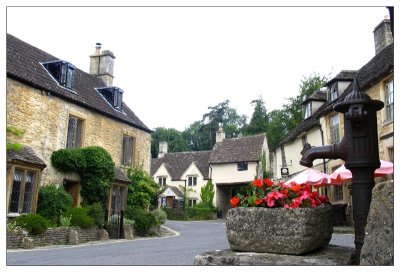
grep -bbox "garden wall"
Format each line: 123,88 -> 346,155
7,226 -> 103,249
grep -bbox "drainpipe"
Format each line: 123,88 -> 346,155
319,125 -> 327,173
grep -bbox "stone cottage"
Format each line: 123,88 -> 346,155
6,34 -> 152,219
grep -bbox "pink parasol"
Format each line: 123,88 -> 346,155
329,160 -> 393,185
284,168 -> 329,188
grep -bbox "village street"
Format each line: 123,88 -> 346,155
7,219 -> 355,266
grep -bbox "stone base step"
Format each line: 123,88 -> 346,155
194,245 -> 355,266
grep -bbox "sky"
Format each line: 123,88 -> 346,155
5,3 -> 391,132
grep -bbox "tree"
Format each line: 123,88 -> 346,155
198,100 -> 247,150
182,121 -> 205,151
151,127 -> 189,158
200,180 -> 215,207
265,109 -> 289,151
127,166 -> 159,210
243,96 -> 269,136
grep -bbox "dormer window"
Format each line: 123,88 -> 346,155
42,60 -> 75,89
328,84 -> 338,102
97,87 -> 124,111
304,102 -> 312,119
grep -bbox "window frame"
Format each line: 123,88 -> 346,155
66,114 -> 85,149
158,176 -> 167,187
122,135 -> 135,167
330,114 -> 340,144
237,162 -> 248,171
333,184 -> 344,201
304,102 -> 312,119
385,79 -> 394,122
188,176 -> 197,187
7,165 -> 40,215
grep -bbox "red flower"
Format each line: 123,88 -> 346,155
252,179 -> 263,188
280,189 -> 289,197
291,185 -> 301,192
230,197 -> 240,207
255,198 -> 263,205
265,190 -> 284,207
290,197 -> 302,208
264,178 -> 274,187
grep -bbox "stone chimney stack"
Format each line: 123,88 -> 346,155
216,123 -> 226,143
373,16 -> 393,55
89,43 -> 115,86
158,141 -> 168,158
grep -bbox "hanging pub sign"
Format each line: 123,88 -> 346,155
281,167 -> 289,176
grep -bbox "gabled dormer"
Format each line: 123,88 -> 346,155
97,86 -> 124,112
325,70 -> 357,103
42,60 -> 76,90
302,90 -> 327,119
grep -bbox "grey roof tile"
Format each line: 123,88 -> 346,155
7,146 -> 46,168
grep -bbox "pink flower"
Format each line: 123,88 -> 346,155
265,190 -> 284,207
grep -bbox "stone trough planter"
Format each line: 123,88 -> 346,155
226,204 -> 333,255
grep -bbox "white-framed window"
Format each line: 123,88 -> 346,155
304,102 -> 312,119
188,199 -> 197,207
188,176 -> 197,186
330,114 -> 340,144
158,177 -> 166,186
334,185 -> 343,201
329,84 -> 338,102
385,79 -> 394,122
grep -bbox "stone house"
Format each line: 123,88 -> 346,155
6,34 -> 152,219
151,126 -> 269,217
272,17 -> 394,225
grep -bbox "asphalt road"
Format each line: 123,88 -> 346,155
6,219 -> 355,266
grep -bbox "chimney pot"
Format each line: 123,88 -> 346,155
95,43 -> 102,55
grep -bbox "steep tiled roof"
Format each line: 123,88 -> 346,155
303,90 -> 327,104
115,168 -> 131,183
325,70 -> 358,86
168,186 -> 184,198
209,134 -> 266,164
7,146 -> 46,168
277,42 -> 394,149
7,34 -> 151,133
151,150 -> 212,180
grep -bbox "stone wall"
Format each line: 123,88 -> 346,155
7,227 -> 103,249
6,78 -> 152,186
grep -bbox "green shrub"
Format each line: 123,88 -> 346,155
124,206 -> 140,220
125,208 -> 157,236
163,208 -> 185,220
59,214 -> 72,227
86,203 -> 104,228
36,184 -> 73,225
151,208 -> 167,226
64,208 -> 94,228
14,214 -> 49,235
185,206 -> 216,220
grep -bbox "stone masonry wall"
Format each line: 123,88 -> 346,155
6,78 -> 152,187
7,227 -> 101,249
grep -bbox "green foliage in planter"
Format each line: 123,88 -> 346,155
36,184 -> 73,225
51,146 -> 115,208
14,214 -> 49,235
63,207 -> 94,228
151,208 -> 167,226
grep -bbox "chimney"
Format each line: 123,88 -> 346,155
216,123 -> 225,143
89,43 -> 115,86
373,16 -> 393,55
158,141 -> 168,158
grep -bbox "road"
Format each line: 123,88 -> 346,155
7,220 -> 354,266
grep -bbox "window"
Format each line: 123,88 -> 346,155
330,115 -> 340,144
385,79 -> 393,121
110,185 -> 126,215
333,185 -> 343,201
158,177 -> 166,186
66,115 -> 84,148
8,168 -> 37,214
43,60 -> 76,89
388,147 -> 394,163
304,102 -> 312,119
98,87 -> 124,111
122,135 -> 134,166
188,176 -> 197,186
329,84 -> 338,102
189,199 -> 197,207
237,162 -> 248,171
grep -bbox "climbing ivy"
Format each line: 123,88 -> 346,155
51,146 -> 115,208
